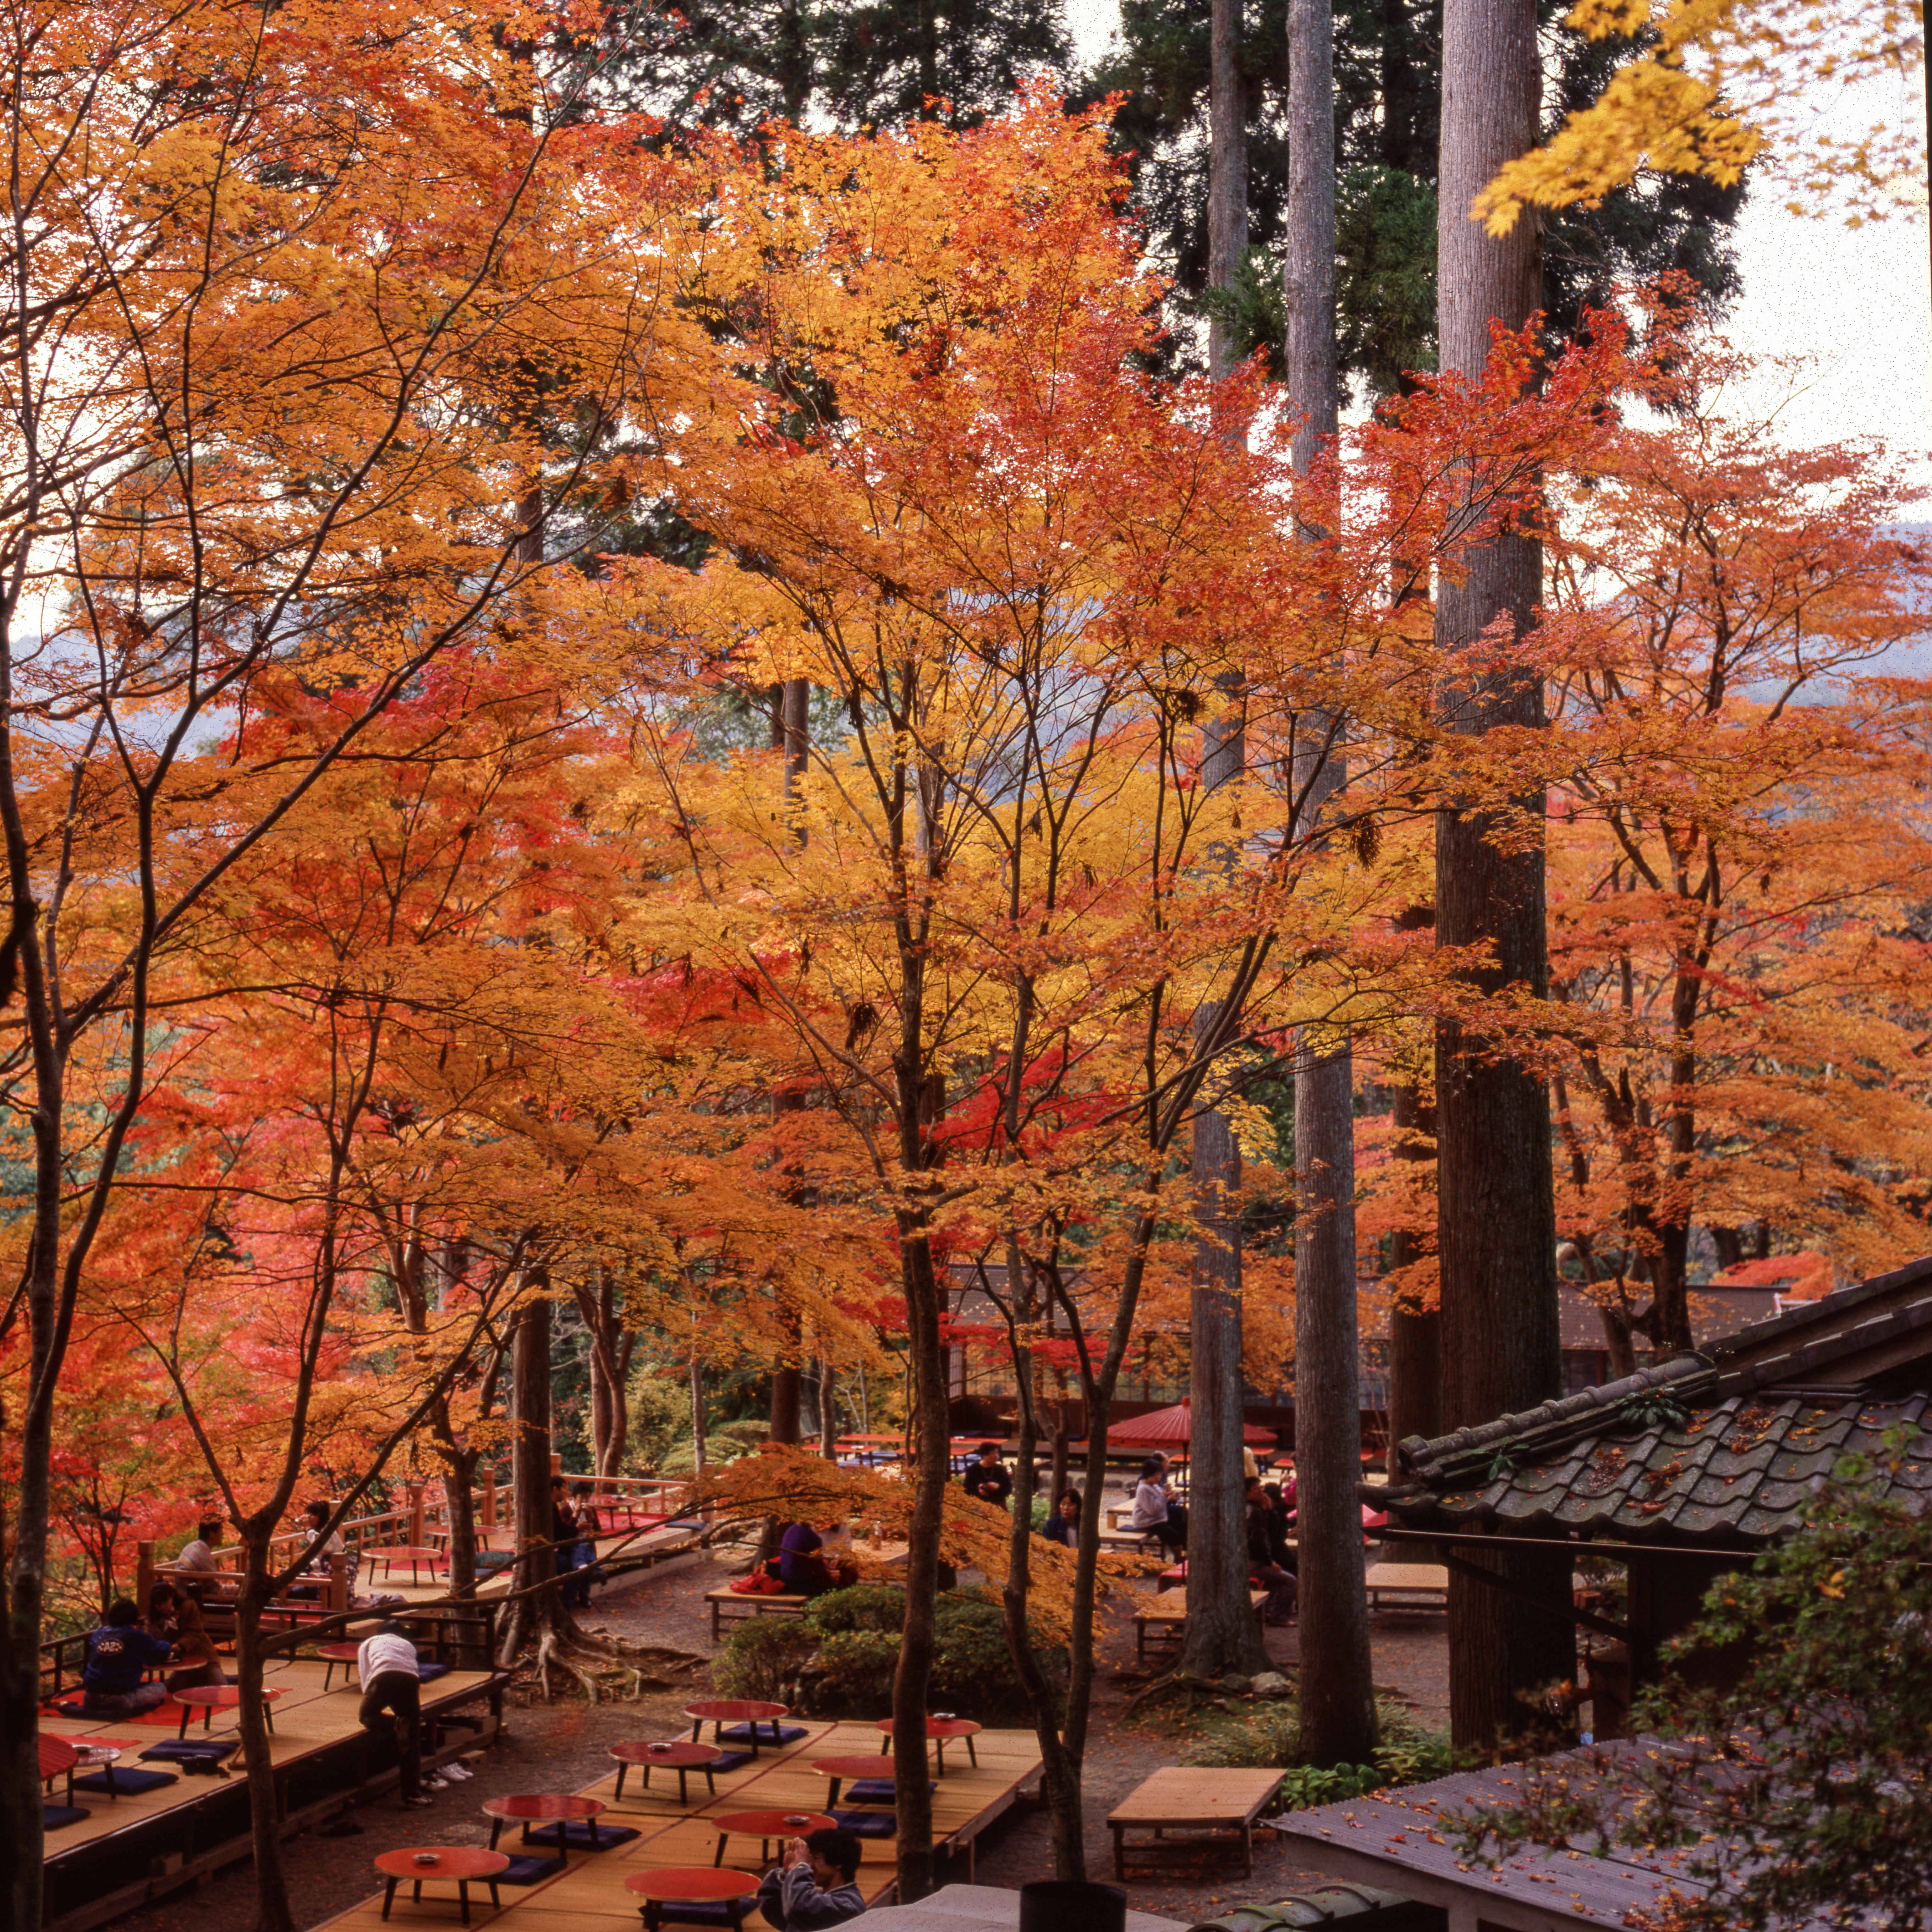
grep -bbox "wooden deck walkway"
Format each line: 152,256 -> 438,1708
42,1655 -> 505,1932
315,1718 -> 1046,1930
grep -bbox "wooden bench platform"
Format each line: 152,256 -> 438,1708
1364,1563 -> 1448,1614
1107,1765 -> 1284,1878
1132,1587 -> 1267,1661
706,1587 -> 811,1641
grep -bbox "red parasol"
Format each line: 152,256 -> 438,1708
1108,1401 -> 1276,1447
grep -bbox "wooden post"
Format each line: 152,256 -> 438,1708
327,1553 -> 348,1616
549,1450 -> 563,1477
135,1540 -> 155,1613
407,1482 -> 426,1546
482,1469 -> 498,1529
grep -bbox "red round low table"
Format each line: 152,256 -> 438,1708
174,1685 -> 283,1738
362,1545 -> 447,1585
812,1752 -> 909,1810
316,1642 -> 362,1693
683,1697 -> 790,1755
710,1808 -> 836,1867
875,1715 -> 982,1774
609,1738 -> 728,1805
38,1733 -> 80,1805
482,1792 -> 607,1865
375,1848 -> 510,1925
625,1867 -> 759,1932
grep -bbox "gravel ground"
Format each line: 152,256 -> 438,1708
108,1544 -> 1451,1932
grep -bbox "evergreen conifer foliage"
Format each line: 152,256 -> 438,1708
1098,0 -> 1745,391
601,0 -> 1073,133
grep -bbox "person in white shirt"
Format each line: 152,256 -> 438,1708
173,1517 -> 224,1572
1128,1457 -> 1187,1551
301,1501 -> 347,1567
357,1622 -> 428,1807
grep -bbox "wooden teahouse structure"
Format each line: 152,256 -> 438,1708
1373,1253 -> 1932,1722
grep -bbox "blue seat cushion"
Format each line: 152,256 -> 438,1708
414,1662 -> 451,1682
74,1768 -> 178,1796
843,1778 -> 932,1803
647,1905 -> 740,1927
832,1808 -> 898,1836
522,1822 -> 639,1852
492,1855 -> 562,1886
43,1805 -> 90,1830
703,1749 -> 754,1774
716,1722 -> 808,1747
44,1699 -> 86,1718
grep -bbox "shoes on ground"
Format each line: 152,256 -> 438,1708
443,1763 -> 474,1781
403,1795 -> 436,1809
425,1776 -> 449,1791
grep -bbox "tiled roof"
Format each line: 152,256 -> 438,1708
1379,1254 -> 1932,1545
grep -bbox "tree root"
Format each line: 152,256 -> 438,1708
1122,1668 -> 1232,1720
527,1627 -> 706,1704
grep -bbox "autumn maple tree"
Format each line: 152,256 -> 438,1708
0,0 -> 717,1916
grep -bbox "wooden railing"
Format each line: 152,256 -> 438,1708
43,1465 -> 704,1692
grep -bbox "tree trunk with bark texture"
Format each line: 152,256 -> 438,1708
1000,1278 -> 1087,1880
500,1287 -> 567,1665
1183,0 -> 1265,1687
1435,0 -> 1574,1751
768,675 -> 813,1454
1207,0 -> 1249,387
1384,1082 -> 1441,1465
1284,0 -> 1376,1769
234,1550 -> 295,1932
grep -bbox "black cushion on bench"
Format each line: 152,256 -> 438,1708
522,1822 -> 640,1851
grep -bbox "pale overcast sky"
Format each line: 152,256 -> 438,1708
1061,0 -> 1932,490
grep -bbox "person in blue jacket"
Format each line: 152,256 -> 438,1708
755,1827 -> 866,1929
80,1599 -> 174,1716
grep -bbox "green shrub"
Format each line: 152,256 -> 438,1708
814,1628 -> 901,1711
1183,1699 -> 1455,1795
806,1585 -> 907,1636
786,1584 -> 1060,1722
711,1616 -> 817,1702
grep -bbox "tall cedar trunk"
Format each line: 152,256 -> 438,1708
1384,1083 -> 1441,1464
819,1359 -> 839,1457
1206,0 -> 1249,387
1183,0 -> 1265,1685
1435,0 -> 1574,1750
500,1287 -> 564,1665
690,1357 -> 708,1470
768,675 -> 813,1451
1285,0 -> 1377,1766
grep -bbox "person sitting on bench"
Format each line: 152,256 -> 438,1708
1244,1476 -> 1297,1626
147,1581 -> 225,1693
358,1620 -> 430,1808
170,1516 -> 226,1592
776,1521 -> 838,1597
755,1826 -> 866,1929
80,1599 -> 175,1716
1130,1457 -> 1187,1551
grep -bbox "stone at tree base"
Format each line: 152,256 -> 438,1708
1218,1673 -> 1251,1695
1250,1671 -> 1294,1699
